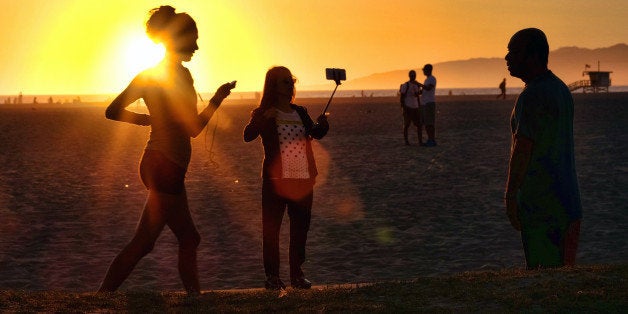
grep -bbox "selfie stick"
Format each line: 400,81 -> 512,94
322,79 -> 341,115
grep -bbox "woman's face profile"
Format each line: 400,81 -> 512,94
276,70 -> 295,97
169,30 -> 198,62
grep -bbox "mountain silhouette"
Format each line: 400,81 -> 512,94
339,44 -> 628,90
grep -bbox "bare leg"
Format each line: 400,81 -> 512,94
98,190 -> 169,292
165,189 -> 201,294
563,220 -> 581,266
403,115 -> 411,145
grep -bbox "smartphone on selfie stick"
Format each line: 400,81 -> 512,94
322,68 -> 346,115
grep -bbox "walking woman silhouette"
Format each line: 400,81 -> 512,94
98,5 -> 235,294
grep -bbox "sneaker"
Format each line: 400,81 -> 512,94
264,275 -> 286,290
425,139 -> 437,147
291,276 -> 312,289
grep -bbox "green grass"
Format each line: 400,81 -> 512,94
1,263 -> 625,313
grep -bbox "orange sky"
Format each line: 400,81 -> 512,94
0,0 -> 626,95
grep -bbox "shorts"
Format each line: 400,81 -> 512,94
403,107 -> 420,126
139,149 -> 186,194
521,219 -> 580,269
421,102 -> 436,126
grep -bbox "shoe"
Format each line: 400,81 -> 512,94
405,140 -> 410,146
264,275 -> 286,290
425,140 -> 437,147
291,276 -> 312,289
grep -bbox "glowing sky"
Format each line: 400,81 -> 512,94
0,0 -> 626,94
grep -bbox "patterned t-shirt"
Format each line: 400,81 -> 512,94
276,109 -> 310,179
511,70 -> 582,223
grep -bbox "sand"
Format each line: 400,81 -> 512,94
0,92 -> 626,291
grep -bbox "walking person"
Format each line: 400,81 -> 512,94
244,66 -> 329,290
498,78 -> 507,99
504,28 -> 582,269
399,70 -> 422,145
98,5 -> 235,294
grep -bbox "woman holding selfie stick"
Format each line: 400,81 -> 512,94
244,66 -> 329,290
98,5 -> 235,294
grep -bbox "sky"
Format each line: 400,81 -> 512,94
0,0 -> 626,95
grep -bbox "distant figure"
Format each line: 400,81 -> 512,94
17,92 -> 23,105
418,64 -> 437,146
243,66 -> 329,290
32,97 -> 38,104
399,70 -> 422,145
47,96 -> 53,104
498,78 -> 507,99
98,5 -> 235,294
504,28 -> 582,269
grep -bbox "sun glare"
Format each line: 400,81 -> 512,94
122,34 -> 165,74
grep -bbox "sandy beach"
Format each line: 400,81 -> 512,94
0,92 -> 626,292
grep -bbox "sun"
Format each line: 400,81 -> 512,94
121,33 -> 165,74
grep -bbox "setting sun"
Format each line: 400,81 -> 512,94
120,32 -> 165,76
0,0 -> 625,95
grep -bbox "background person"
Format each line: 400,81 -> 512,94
498,78 -> 507,99
504,28 -> 582,269
418,64 -> 437,146
399,70 -> 422,145
243,66 -> 329,290
98,5 -> 235,294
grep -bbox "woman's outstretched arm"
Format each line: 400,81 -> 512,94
186,81 -> 236,138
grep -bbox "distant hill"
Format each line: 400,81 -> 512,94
338,44 -> 628,90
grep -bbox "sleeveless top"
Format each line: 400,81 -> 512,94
139,61 -> 198,169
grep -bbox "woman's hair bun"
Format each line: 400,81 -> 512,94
146,5 -> 177,43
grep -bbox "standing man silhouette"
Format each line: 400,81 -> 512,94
504,28 -> 582,269
399,70 -> 422,145
418,64 -> 437,147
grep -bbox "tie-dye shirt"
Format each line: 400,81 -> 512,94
511,70 -> 582,224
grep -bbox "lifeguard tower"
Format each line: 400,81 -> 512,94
568,62 -> 612,93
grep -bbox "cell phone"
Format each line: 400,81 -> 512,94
229,80 -> 237,88
325,68 -> 346,82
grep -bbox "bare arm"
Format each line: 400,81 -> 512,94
187,81 -> 236,138
504,134 -> 534,230
105,78 -> 150,126
418,82 -> 435,91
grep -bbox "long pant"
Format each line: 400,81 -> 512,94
262,179 -> 313,280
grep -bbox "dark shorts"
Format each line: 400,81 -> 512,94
421,102 -> 436,126
403,107 -> 420,126
139,149 -> 186,194
521,219 -> 581,269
